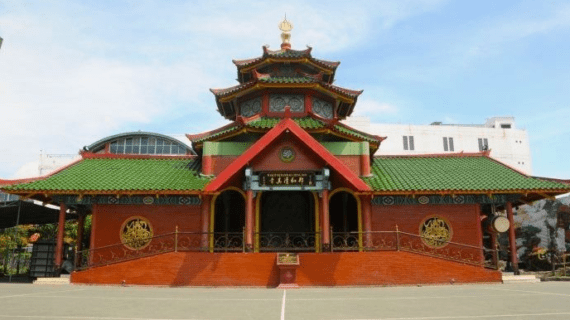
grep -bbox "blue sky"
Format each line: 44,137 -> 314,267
0,0 -> 569,179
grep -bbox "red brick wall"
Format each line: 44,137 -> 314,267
92,204 -> 202,249
371,204 -> 482,247
251,136 -> 324,171
335,155 -> 361,176
71,251 -> 501,286
209,156 -> 239,176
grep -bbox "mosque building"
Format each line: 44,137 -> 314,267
2,19 -> 568,286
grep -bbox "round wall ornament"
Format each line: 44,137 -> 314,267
419,216 -> 452,248
142,196 -> 154,205
417,196 -> 430,205
120,216 -> 153,250
279,146 -> 296,163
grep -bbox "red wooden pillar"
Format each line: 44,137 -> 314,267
76,212 -> 85,253
54,202 -> 66,269
245,190 -> 255,251
490,231 -> 498,269
89,204 -> 97,265
506,201 -> 519,274
200,195 -> 211,250
202,156 -> 213,176
321,189 -> 330,251
361,195 -> 372,248
476,204 -> 485,263
360,154 -> 371,177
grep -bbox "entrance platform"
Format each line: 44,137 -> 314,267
71,251 -> 501,286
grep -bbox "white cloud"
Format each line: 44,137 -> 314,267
0,0 -> 448,178
351,99 -> 398,118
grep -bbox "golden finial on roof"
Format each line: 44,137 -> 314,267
279,15 -> 293,50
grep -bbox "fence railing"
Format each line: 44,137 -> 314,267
75,227 -> 498,270
256,232 -> 319,252
331,230 -> 496,268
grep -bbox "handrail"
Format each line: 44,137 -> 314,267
76,228 -> 498,270
331,230 -> 495,268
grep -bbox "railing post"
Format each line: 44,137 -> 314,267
330,227 -> 333,252
243,226 -> 246,253
175,226 -> 178,252
396,225 -> 400,251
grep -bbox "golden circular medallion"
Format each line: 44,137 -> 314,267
419,216 -> 452,248
120,216 -> 153,250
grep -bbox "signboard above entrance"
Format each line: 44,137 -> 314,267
244,168 -> 330,192
259,171 -> 316,187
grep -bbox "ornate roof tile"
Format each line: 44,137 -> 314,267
364,154 -> 570,193
2,158 -> 210,193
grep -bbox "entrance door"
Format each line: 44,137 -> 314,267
259,191 -> 315,251
213,190 -> 245,251
329,191 -> 359,250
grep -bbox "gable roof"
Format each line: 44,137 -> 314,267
364,153 -> 570,196
204,117 -> 371,193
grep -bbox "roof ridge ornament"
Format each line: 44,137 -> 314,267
279,15 -> 293,50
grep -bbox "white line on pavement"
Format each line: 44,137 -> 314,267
486,286 -> 570,297
23,292 -> 531,302
332,311 -> 570,319
0,288 -> 87,299
0,316 -> 205,320
281,290 -> 286,320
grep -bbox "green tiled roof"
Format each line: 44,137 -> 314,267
258,76 -> 316,84
364,156 -> 570,192
192,125 -> 242,144
234,48 -> 339,69
333,124 -> 380,144
3,158 -> 210,192
247,117 -> 326,129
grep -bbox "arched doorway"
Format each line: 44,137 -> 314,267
258,191 -> 316,251
329,190 -> 360,250
212,189 -> 245,251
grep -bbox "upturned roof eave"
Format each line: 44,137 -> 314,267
232,46 -> 340,71
211,81 -> 361,104
367,188 -> 570,195
3,189 -> 206,196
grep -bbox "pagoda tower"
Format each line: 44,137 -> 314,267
188,17 -> 384,168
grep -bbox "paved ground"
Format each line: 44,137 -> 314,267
1,282 -> 570,320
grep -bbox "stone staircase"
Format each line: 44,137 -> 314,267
33,274 -> 70,285
502,272 -> 541,284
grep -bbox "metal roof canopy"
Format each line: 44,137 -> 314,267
0,201 -> 77,229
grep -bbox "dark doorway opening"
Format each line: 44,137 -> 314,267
261,191 -> 314,233
259,191 -> 316,251
329,191 -> 358,233
330,191 -> 359,250
213,190 -> 245,251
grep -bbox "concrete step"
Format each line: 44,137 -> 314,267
33,276 -> 70,285
502,274 -> 541,284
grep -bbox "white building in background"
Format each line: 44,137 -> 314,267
343,116 -> 532,175
38,152 -> 79,176
33,119 -> 532,176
